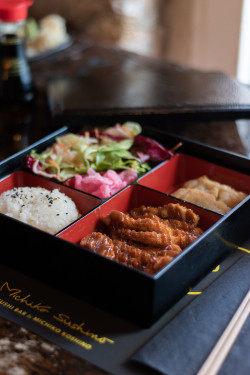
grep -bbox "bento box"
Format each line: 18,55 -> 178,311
0,124 -> 249,326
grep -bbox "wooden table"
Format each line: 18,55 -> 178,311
1,35 -> 250,162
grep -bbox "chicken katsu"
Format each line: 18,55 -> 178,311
80,203 -> 204,275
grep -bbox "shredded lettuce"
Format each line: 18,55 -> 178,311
28,132 -> 150,181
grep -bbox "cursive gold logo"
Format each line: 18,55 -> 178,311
53,313 -> 114,344
0,282 -> 51,313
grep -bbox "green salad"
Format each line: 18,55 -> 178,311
26,123 -> 151,181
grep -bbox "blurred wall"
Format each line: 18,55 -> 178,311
29,0 -> 243,76
162,0 -> 243,76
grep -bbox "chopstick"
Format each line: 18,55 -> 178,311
197,289 -> 250,375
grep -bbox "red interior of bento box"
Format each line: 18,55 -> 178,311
58,184 -> 222,246
138,153 -> 250,195
0,170 -> 101,216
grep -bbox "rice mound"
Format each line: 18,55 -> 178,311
0,187 -> 80,234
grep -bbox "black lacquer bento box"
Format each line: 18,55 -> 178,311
0,125 -> 249,327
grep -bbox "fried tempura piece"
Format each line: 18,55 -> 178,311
172,188 -> 230,215
172,175 -> 247,214
183,176 -> 247,209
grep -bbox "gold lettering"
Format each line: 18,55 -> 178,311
0,298 -> 14,310
53,313 -> 114,345
14,307 -> 27,316
61,331 -> 92,350
0,282 -> 51,313
33,317 -> 61,333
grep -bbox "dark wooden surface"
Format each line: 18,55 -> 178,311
0,34 -> 249,375
0,316 -> 110,375
1,34 -> 250,162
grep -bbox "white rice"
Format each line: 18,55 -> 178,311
0,187 -> 80,234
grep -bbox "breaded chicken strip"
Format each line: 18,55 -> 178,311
129,203 -> 200,226
80,203 -> 203,274
80,232 -> 174,274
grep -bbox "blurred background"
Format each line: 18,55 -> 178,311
2,0 -> 250,160
28,0 -> 250,83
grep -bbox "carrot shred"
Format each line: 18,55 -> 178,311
46,159 -> 61,179
121,125 -> 133,138
57,142 -> 71,155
